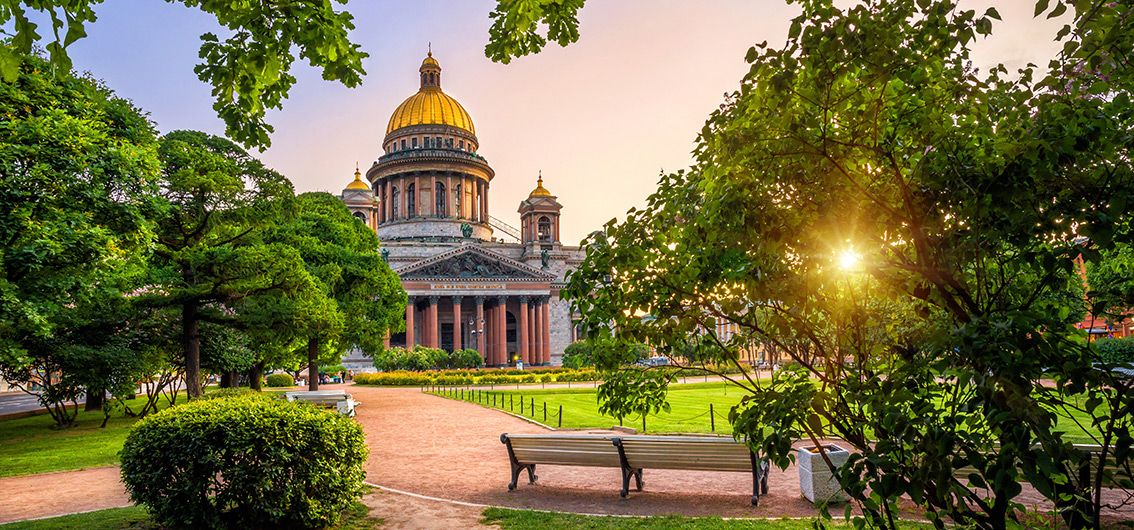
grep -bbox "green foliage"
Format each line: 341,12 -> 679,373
563,1 -> 1134,528
352,367 -> 598,387
0,52 -> 160,425
263,192 -> 405,387
1086,243 -> 1134,322
562,336 -> 649,369
561,340 -> 593,369
139,130 -> 316,397
449,348 -> 486,369
595,368 -> 674,427
371,346 -> 449,372
480,506 -> 938,529
200,387 -> 260,401
265,373 -> 295,388
484,0 -> 586,64
0,2 -> 366,149
120,395 -> 367,529
1096,337 -> 1134,366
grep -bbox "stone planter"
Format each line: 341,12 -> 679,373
797,444 -> 850,504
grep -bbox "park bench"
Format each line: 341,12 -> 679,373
283,390 -> 359,417
499,433 -> 771,505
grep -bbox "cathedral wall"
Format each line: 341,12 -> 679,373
549,295 -> 575,364
378,219 -> 492,241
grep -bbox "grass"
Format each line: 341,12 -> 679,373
433,381 -> 1104,444
0,392 -> 185,478
0,501 -> 381,529
481,507 -> 937,529
441,381 -> 744,434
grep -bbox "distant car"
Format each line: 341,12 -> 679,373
635,356 -> 670,367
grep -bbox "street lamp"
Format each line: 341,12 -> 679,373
468,317 -> 485,352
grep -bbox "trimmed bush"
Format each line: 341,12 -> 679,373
120,395 -> 367,529
353,367 -> 601,387
1097,336 -> 1134,365
265,373 -> 295,387
200,387 -> 260,400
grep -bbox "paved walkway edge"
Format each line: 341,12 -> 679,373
364,481 -> 830,522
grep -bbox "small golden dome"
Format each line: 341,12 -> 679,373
529,175 -> 552,198
386,52 -> 475,136
345,167 -> 370,190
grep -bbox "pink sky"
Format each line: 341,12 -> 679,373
63,1 -> 1066,244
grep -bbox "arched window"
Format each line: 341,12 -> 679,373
353,212 -> 366,223
538,216 -> 552,242
407,183 -> 416,217
391,186 -> 400,218
435,181 -> 446,217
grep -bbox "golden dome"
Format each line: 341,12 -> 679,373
386,90 -> 475,135
529,175 -> 552,198
386,52 -> 476,136
345,167 -> 370,190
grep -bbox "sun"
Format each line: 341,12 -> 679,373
837,248 -> 862,272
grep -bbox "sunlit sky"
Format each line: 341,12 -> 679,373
49,0 -> 1064,244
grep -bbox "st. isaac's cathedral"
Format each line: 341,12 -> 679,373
338,51 -> 585,367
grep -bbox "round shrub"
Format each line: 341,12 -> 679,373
265,373 -> 295,387
120,395 -> 367,529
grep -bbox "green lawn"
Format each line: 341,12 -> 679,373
0,393 -> 185,478
431,381 -> 1103,444
481,508 -> 937,529
0,501 -> 380,529
433,381 -> 741,434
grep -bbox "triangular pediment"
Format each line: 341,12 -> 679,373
396,245 -> 553,281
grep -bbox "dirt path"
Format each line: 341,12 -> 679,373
0,467 -> 130,524
353,385 -> 827,518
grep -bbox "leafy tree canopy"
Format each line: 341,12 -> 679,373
140,130 -> 318,397
0,51 -> 159,378
565,1 -> 1133,528
0,0 -> 367,148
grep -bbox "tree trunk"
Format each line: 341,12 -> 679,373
219,371 -> 234,388
308,337 -> 319,391
248,363 -> 264,391
183,302 -> 202,398
84,387 -> 104,411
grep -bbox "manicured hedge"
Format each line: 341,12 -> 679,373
265,373 -> 295,387
353,368 -> 599,387
120,395 -> 367,529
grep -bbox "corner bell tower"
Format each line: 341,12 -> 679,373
518,172 -> 562,255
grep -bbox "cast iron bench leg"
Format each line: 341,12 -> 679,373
750,451 -> 766,506
634,469 -> 644,491
527,464 -> 538,484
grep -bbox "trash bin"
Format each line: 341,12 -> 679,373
798,444 -> 850,504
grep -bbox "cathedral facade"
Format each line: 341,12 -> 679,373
340,52 -> 585,367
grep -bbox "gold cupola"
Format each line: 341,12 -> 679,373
345,166 -> 370,190
529,173 -> 553,198
385,51 -> 476,136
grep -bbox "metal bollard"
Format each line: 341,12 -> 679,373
543,402 -> 547,422
710,404 -> 715,432
558,405 -> 563,428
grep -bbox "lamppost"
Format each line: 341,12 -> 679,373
468,317 -> 485,353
